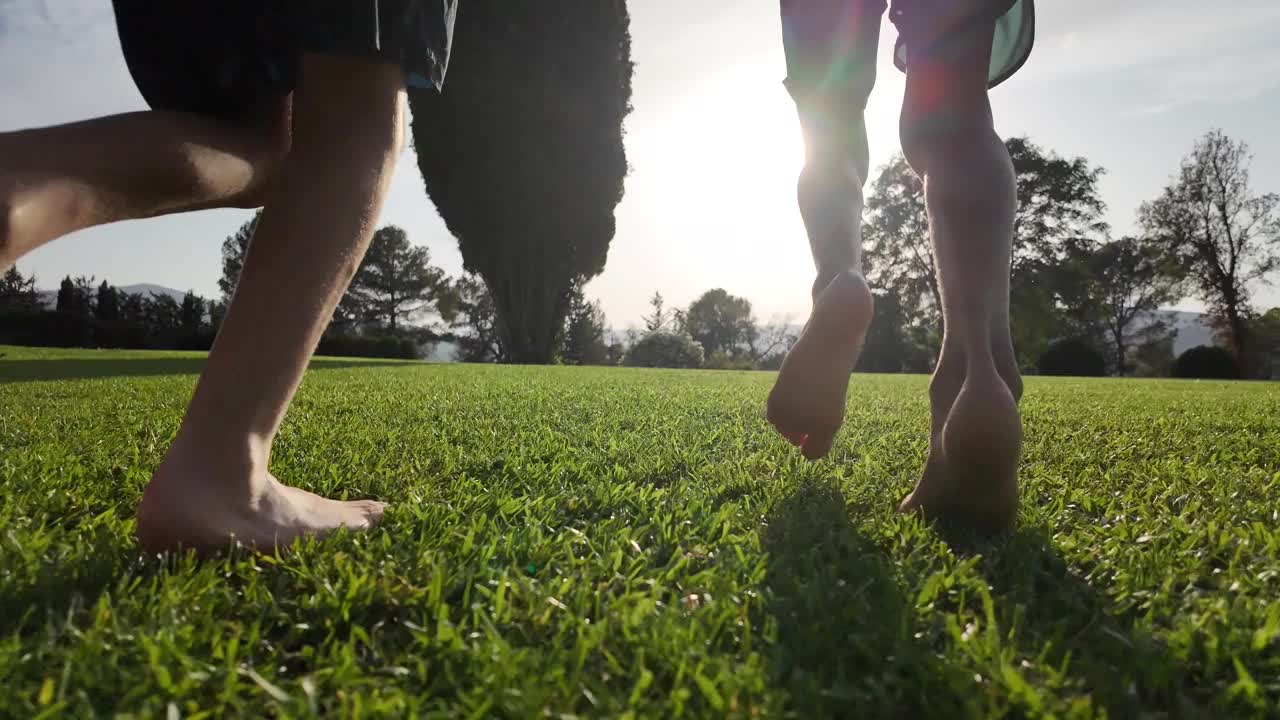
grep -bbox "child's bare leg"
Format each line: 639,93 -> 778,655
0,104 -> 288,268
767,0 -> 880,460
894,22 -> 1022,533
135,55 -> 405,553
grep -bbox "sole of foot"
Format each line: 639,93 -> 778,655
135,462 -> 386,554
767,271 -> 874,460
898,372 -> 1022,535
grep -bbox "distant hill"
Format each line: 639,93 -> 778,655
36,283 -> 191,309
1140,310 -> 1217,355
117,284 -> 191,302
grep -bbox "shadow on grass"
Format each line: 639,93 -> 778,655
961,526 -> 1201,716
0,518 -> 139,640
762,482 -> 960,716
764,484 -> 1197,716
0,357 -> 413,383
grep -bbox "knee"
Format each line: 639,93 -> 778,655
228,120 -> 293,209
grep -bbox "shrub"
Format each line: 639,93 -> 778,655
703,351 -> 755,371
1037,338 -> 1106,377
624,332 -> 704,369
1171,345 -> 1240,379
316,334 -> 418,360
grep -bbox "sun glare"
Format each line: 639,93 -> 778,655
632,53 -> 812,320
628,51 -> 901,322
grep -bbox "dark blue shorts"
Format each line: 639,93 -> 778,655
111,0 -> 458,123
780,0 -> 1034,110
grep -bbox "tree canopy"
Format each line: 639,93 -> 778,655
863,138 -> 1115,367
1140,129 -> 1280,357
350,226 -> 454,333
409,0 -> 634,363
684,289 -> 756,358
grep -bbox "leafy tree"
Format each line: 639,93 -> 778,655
624,332 -> 704,369
749,317 -> 798,369
1009,138 -> 1110,362
643,292 -> 668,333
562,288 -> 609,365
1007,137 -> 1109,275
1172,345 -> 1241,379
219,211 -> 260,302
450,274 -> 505,363
324,293 -> 361,334
684,289 -> 756,358
94,281 -> 120,323
349,226 -> 453,333
219,214 -> 414,336
1248,307 -> 1280,378
863,139 -> 1109,366
863,156 -> 936,327
410,1 -> 634,363
1140,129 -> 1280,358
1038,338 -> 1107,377
143,292 -> 181,332
1251,307 -> 1280,354
1132,331 -> 1177,377
55,275 -> 94,317
0,266 -> 40,313
703,351 -> 756,371
55,276 -> 74,313
1089,237 -> 1183,375
120,292 -> 146,325
180,291 -> 205,334
858,290 -> 932,373
604,328 -> 627,366
208,300 -> 228,333
669,308 -> 688,335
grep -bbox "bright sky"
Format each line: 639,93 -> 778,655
4,1 -> 1280,328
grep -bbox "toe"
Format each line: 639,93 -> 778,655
800,429 -> 837,460
357,501 -> 387,527
780,430 -> 807,447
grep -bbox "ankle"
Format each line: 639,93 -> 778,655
929,355 -> 965,406
997,361 -> 1023,403
163,428 -> 271,476
812,268 -> 868,299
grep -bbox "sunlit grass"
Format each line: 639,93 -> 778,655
2,346 -> 1277,717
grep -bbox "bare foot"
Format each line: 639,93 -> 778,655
767,272 -> 874,460
135,455 -> 386,554
898,370 -> 1021,535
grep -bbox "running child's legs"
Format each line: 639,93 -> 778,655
768,0 -> 1026,532
136,53 -> 407,552
0,103 -> 289,269
6,0 -> 457,552
893,12 -> 1022,533
766,0 -> 882,460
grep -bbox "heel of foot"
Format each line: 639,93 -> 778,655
766,272 -> 874,460
813,271 -> 874,331
941,378 -> 1022,471
909,376 -> 1022,534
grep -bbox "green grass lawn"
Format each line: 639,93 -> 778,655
2,345 -> 1278,718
